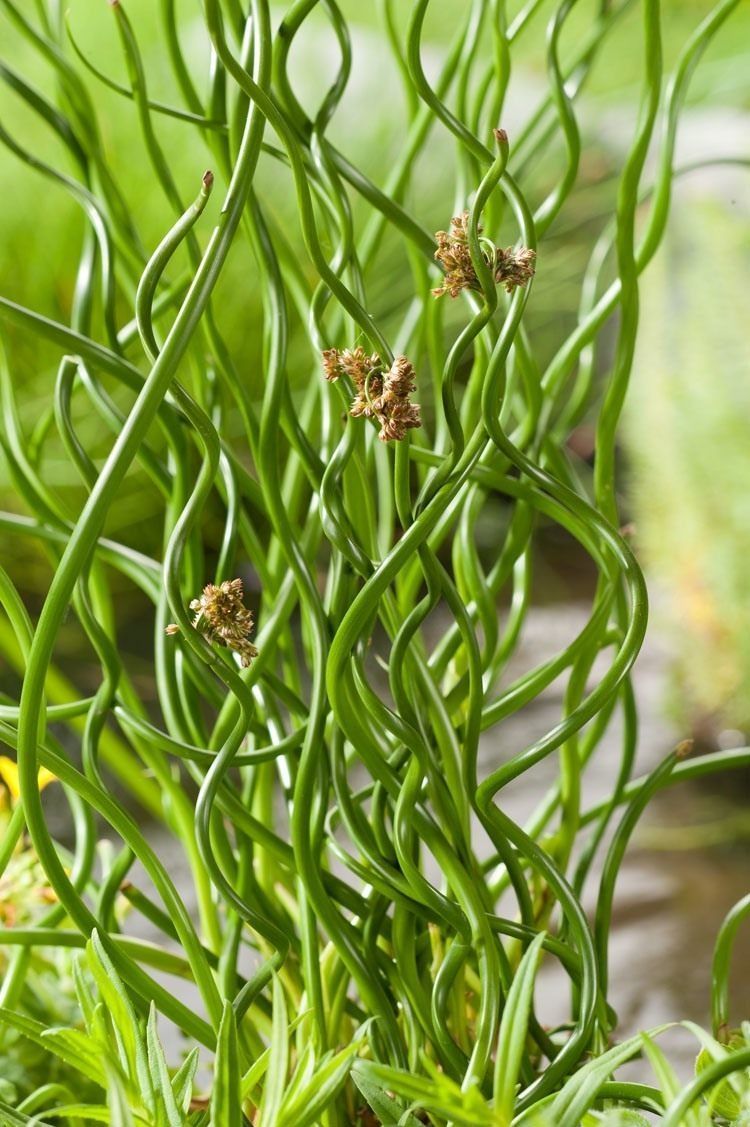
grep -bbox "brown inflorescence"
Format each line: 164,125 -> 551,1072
494,244 -> 537,294
433,211 -> 536,298
166,578 -> 258,667
323,348 -> 421,443
433,212 -> 481,298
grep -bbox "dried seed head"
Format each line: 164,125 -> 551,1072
349,378 -> 384,419
493,245 -> 536,294
166,578 -> 259,667
340,347 -> 380,390
322,346 -> 381,392
321,349 -> 421,443
383,355 -> 417,399
377,396 -> 421,443
433,212 -> 485,298
433,210 -> 535,298
192,578 -> 258,666
322,348 -> 344,382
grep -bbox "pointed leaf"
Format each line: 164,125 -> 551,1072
351,1061 -> 499,1125
258,976 -> 288,1126
640,1034 -> 682,1107
86,931 -> 153,1109
240,1044 -> 271,1101
172,1047 -> 199,1114
72,954 -> 98,1032
494,932 -> 546,1121
279,1040 -> 361,1127
147,1005 -> 186,1127
240,1009 -> 310,1100
548,1025 -> 672,1127
350,1069 -> 423,1127
0,1097 -> 55,1125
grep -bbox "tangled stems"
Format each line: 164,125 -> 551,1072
0,0 -> 746,1121
14,24 -> 269,1032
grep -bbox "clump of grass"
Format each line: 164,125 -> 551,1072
0,0 -> 748,1123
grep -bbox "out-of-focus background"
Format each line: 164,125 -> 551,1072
1,0 -> 749,1075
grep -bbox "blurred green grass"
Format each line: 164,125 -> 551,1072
623,195 -> 750,735
2,0 -> 747,315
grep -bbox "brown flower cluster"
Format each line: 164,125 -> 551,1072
494,245 -> 537,294
433,212 -> 480,298
322,347 -> 421,443
433,211 -> 536,298
166,578 -> 258,667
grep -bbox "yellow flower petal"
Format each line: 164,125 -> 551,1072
0,757 -> 20,800
0,757 -> 57,803
37,768 -> 57,792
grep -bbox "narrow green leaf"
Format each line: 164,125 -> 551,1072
91,1003 -> 116,1055
494,931 -> 546,1121
277,1041 -> 315,1109
72,954 -> 98,1033
172,1048 -> 200,1114
86,930 -> 153,1110
279,1040 -> 360,1127
240,1010 -> 310,1100
210,1001 -> 241,1127
240,1044 -> 271,1101
146,1004 -> 186,1127
582,1112 -> 651,1126
351,1061 -> 499,1125
0,1006 -> 105,1087
0,1097 -> 55,1126
107,1065 -> 136,1127
640,1034 -> 682,1107
350,1068 -> 423,1127
26,1108 -> 112,1125
258,976 -> 288,1126
22,1106 -> 153,1127
548,1026 -> 672,1127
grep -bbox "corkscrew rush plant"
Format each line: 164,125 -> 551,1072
0,0 -> 748,1122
